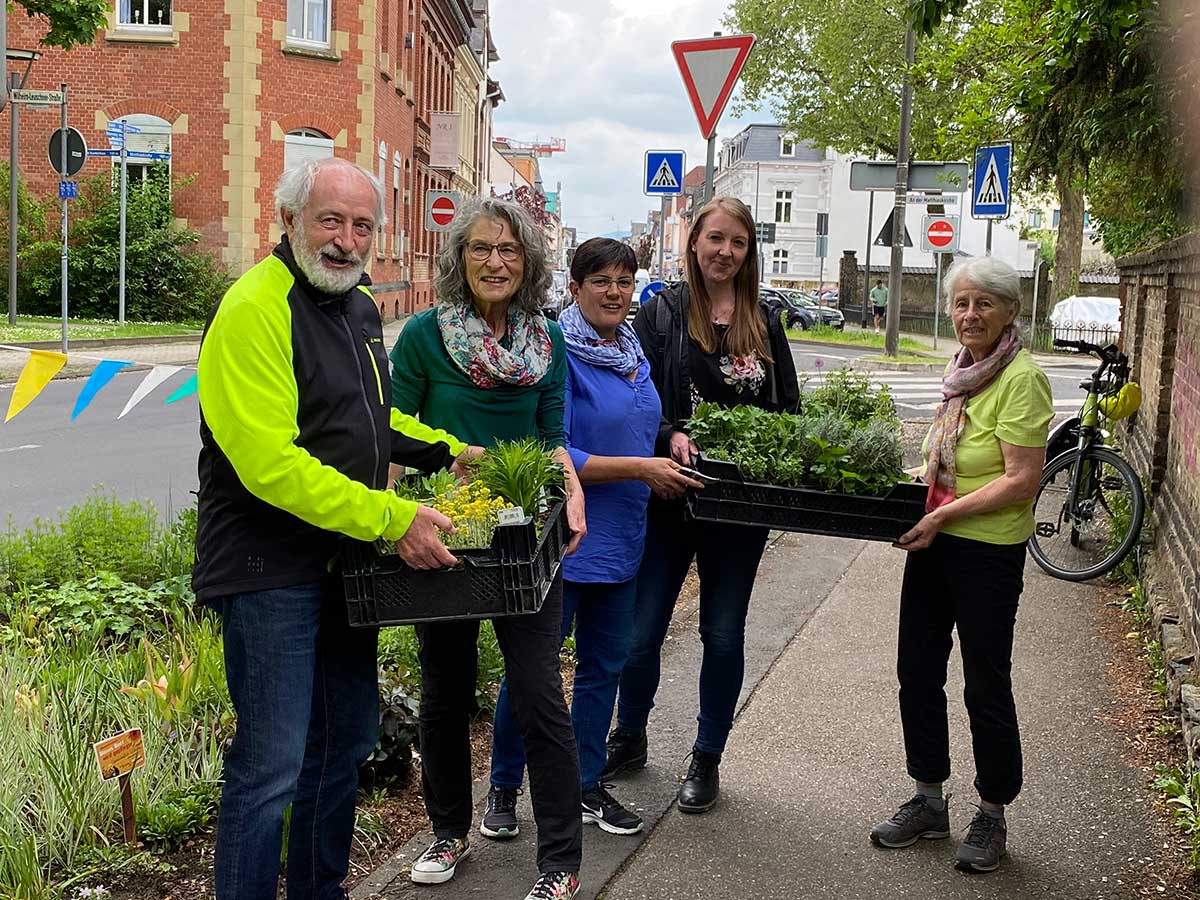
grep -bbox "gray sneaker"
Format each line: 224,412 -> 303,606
870,794 -> 951,848
955,807 -> 1007,873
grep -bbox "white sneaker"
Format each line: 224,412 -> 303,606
410,837 -> 470,885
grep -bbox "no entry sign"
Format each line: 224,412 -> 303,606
425,190 -> 461,232
921,215 -> 960,254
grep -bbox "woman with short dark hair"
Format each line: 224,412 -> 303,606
389,197 -> 586,900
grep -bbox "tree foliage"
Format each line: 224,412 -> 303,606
15,0 -> 108,49
18,173 -> 230,322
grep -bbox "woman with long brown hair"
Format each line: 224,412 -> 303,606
603,197 -> 799,813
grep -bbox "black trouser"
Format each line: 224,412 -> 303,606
897,532 -> 1026,806
415,576 -> 582,873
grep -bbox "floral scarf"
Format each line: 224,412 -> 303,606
558,303 -> 645,376
923,325 -> 1022,512
437,299 -> 553,389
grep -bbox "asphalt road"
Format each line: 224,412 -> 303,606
0,370 -> 200,528
789,342 -> 1095,421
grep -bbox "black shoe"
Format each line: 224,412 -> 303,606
677,747 -> 720,813
480,786 -> 521,839
581,784 -> 644,835
955,807 -> 1007,873
601,728 -> 647,779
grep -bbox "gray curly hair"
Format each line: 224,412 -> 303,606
433,197 -> 551,313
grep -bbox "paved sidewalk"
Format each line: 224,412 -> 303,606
356,535 -> 1161,900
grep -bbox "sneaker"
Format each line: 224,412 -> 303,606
677,747 -> 721,813
601,728 -> 647,779
581,784 -> 644,835
523,871 -> 580,900
480,786 -> 521,839
955,807 -> 1007,873
870,794 -> 951,848
409,836 -> 470,885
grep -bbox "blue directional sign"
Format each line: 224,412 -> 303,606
59,181 -> 78,200
90,149 -> 171,160
644,150 -> 686,197
90,149 -> 122,157
640,281 -> 666,305
972,142 -> 1012,219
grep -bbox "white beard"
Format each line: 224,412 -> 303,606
291,224 -> 367,295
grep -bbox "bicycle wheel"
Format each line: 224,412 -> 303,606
1029,446 -> 1145,581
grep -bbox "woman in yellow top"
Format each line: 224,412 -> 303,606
869,256 -> 1052,875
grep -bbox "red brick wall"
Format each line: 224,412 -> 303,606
1118,234 -> 1200,647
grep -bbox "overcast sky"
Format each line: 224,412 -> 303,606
489,0 -> 756,238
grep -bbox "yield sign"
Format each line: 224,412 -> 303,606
671,34 -> 756,140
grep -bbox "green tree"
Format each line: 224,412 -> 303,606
19,173 -> 230,322
13,0 -> 108,49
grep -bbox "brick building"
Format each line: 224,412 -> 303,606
3,0 -> 499,318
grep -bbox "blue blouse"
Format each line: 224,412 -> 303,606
563,354 -> 661,583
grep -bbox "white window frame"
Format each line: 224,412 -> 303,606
1027,209 -> 1042,229
780,137 -> 795,157
377,141 -> 388,257
392,152 -> 403,260
116,0 -> 172,29
775,190 -> 793,224
283,129 -> 334,172
772,249 -> 789,274
287,0 -> 331,49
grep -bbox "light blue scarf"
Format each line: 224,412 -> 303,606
558,303 -> 645,376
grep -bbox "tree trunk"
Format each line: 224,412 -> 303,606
1053,170 -> 1085,303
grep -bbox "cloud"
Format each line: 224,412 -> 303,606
490,0 -> 756,237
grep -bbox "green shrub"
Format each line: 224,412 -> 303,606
18,174 -> 229,323
138,782 -> 220,849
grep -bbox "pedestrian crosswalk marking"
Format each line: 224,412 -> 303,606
649,159 -> 680,190
975,154 -> 1006,207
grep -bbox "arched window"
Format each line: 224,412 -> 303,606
392,151 -> 403,259
111,113 -> 171,188
283,127 -> 333,171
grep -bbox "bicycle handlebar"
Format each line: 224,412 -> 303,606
1053,337 -> 1124,363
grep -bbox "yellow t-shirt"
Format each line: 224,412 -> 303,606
925,349 -> 1054,545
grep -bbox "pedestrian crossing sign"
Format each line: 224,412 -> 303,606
971,142 -> 1012,219
644,150 -> 686,196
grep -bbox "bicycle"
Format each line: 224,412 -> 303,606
1028,338 -> 1146,582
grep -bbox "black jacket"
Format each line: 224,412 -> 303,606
632,281 -> 801,456
192,239 -> 464,602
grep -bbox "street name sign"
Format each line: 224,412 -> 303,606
11,89 -> 64,106
908,192 -> 959,206
645,150 -> 686,196
849,160 -> 970,192
425,190 -> 461,232
972,142 -> 1012,219
47,127 -> 88,177
671,34 -> 755,140
921,215 -> 960,254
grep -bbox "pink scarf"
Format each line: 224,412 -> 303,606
924,326 -> 1022,513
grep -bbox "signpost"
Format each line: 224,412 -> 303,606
10,88 -> 64,106
645,150 -> 685,280
671,32 -> 755,204
425,190 -> 461,232
43,86 -> 78,353
816,212 -> 829,292
920,215 -> 960,350
93,728 -> 146,843
640,280 -> 666,307
972,141 -> 1013,255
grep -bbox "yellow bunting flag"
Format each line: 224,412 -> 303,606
5,350 -> 67,422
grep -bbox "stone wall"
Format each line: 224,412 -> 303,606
1117,234 -> 1200,649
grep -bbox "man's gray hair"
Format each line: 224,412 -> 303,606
943,256 -> 1022,312
433,197 -> 550,313
274,157 -> 386,232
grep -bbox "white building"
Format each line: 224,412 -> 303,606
712,125 -> 1036,288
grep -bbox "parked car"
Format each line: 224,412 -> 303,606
781,288 -> 845,331
544,270 -> 569,320
760,285 -> 816,330
627,269 -> 655,321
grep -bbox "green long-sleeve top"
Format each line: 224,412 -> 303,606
389,307 -> 567,449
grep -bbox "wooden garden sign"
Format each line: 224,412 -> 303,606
93,728 -> 145,843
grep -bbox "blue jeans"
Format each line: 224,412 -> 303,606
616,506 -> 769,755
214,580 -> 379,900
490,578 -> 638,791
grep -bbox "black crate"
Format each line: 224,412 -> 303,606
341,499 -> 568,627
686,456 -> 927,542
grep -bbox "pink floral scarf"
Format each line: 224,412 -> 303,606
436,299 -> 553,389
923,326 -> 1022,512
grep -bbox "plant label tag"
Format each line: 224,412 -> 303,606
93,728 -> 146,780
498,507 -> 525,526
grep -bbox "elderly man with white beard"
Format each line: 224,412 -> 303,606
193,157 -> 481,900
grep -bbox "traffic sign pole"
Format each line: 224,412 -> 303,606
657,195 -> 667,280
933,253 -> 942,351
59,83 -> 68,354
8,72 -> 19,326
118,124 -> 128,326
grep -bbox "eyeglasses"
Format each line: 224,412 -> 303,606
467,241 -> 524,262
583,276 -> 636,291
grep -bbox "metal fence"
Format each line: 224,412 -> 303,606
894,313 -> 1119,353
